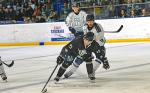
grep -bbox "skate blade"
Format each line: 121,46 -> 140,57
89,79 -> 96,83
48,81 -> 63,87
3,80 -> 7,82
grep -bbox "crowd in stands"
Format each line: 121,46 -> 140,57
0,0 -> 70,24
0,0 -> 150,24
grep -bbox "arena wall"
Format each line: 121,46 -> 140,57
0,17 -> 150,46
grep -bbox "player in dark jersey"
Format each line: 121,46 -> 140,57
64,14 -> 109,78
54,32 -> 109,82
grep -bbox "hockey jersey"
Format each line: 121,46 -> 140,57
66,10 -> 87,32
60,37 -> 101,60
83,23 -> 106,46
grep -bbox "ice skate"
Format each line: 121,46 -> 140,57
1,73 -> 7,82
54,76 -> 60,84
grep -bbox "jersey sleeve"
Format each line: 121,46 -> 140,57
83,25 -> 88,34
65,12 -> 73,27
91,40 -> 102,59
59,39 -> 77,57
96,23 -> 106,46
81,11 -> 87,24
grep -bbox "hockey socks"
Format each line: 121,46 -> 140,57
64,57 -> 82,78
54,63 -> 70,82
64,63 -> 79,78
93,59 -> 101,72
86,62 -> 95,80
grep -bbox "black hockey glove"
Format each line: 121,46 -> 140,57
74,32 -> 84,37
57,56 -> 64,65
102,57 -> 110,70
82,54 -> 94,62
69,27 -> 76,34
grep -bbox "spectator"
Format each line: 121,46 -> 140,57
48,9 -> 58,22
119,9 -> 127,18
141,8 -> 147,16
0,7 -> 4,21
130,9 -> 136,17
108,1 -> 115,18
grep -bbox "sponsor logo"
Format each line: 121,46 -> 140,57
51,26 -> 64,33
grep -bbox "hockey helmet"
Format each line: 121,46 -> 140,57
72,2 -> 80,7
84,32 -> 94,41
86,14 -> 94,21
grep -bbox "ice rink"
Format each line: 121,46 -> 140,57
0,42 -> 150,93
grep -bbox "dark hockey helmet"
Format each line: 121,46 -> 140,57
72,2 -> 80,7
84,32 -> 94,41
86,14 -> 94,21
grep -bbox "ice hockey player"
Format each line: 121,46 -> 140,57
66,2 -> 87,38
54,32 -> 101,82
64,14 -> 109,78
0,57 -> 7,82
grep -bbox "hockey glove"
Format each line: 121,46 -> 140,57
69,27 -> 76,34
82,54 -> 94,62
103,57 -> 110,70
57,56 -> 64,65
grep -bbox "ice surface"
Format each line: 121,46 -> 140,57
0,42 -> 150,93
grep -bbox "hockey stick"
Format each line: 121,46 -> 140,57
0,56 -> 14,67
55,25 -> 123,39
41,64 -> 59,93
2,60 -> 14,67
104,25 -> 123,33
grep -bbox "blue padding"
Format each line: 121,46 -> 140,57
74,57 -> 83,65
39,42 -> 44,45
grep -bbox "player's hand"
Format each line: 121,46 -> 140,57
83,54 -> 94,62
56,56 -> 64,65
103,57 -> 110,70
69,27 -> 76,34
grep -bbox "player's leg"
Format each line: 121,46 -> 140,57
54,55 -> 75,82
86,60 -> 95,80
54,62 -> 71,82
93,59 -> 101,72
93,46 -> 106,72
0,61 -> 7,81
64,57 -> 83,78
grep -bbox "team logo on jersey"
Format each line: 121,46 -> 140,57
78,49 -> 87,56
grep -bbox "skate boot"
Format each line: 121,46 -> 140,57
54,76 -> 60,84
89,76 -> 95,83
88,74 -> 96,80
89,76 -> 95,80
1,73 -> 7,82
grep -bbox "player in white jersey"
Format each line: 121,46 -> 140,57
0,57 -> 7,82
64,14 -> 109,78
66,2 -> 87,37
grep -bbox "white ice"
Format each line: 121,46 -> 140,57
0,42 -> 150,93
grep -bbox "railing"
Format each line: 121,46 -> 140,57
80,2 -> 150,19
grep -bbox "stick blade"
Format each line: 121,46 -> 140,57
117,25 -> 123,32
8,60 -> 14,67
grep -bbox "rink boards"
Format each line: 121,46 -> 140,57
0,17 -> 150,46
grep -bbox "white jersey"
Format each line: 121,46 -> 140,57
66,10 -> 87,32
83,23 -> 105,46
